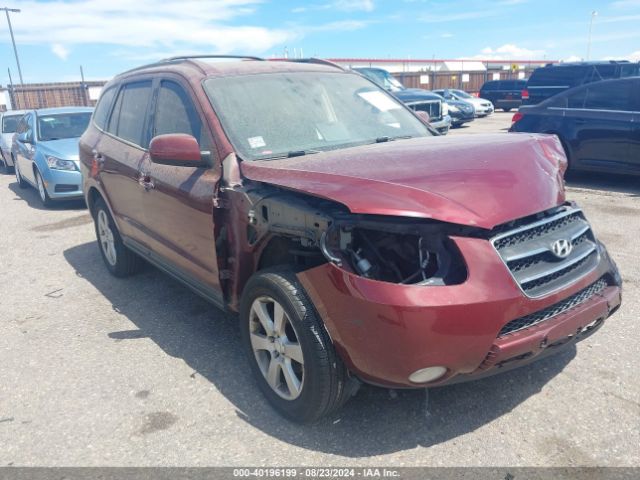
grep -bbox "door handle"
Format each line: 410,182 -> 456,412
138,172 -> 155,191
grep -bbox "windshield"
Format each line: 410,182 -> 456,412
2,115 -> 22,134
357,69 -> 405,92
204,72 -> 432,160
452,90 -> 473,99
37,112 -> 92,141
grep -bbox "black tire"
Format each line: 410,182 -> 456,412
92,197 -> 141,277
239,268 -> 353,423
502,107 -> 511,112
0,154 -> 7,174
34,169 -> 53,207
14,159 -> 27,189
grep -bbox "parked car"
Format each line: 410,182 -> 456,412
433,89 -> 494,116
511,77 -> 640,175
440,95 -> 475,127
479,79 -> 527,112
353,67 -> 452,134
80,56 -> 621,423
13,107 -> 93,206
523,60 -> 640,105
0,109 -> 28,173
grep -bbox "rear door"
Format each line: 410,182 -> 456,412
137,77 -> 223,299
15,113 -> 36,184
95,80 -> 153,241
568,80 -> 635,172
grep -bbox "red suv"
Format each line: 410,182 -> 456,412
80,56 -> 622,423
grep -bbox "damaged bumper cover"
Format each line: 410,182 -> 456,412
297,236 -> 621,388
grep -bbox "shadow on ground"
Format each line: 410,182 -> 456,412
64,241 -> 575,457
566,171 -> 640,197
9,180 -> 86,211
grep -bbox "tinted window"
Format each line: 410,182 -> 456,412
154,81 -> 205,145
584,81 -> 632,111
528,66 -> 587,87
93,87 -> 117,130
2,114 -> 22,133
107,81 -> 152,146
482,82 -> 497,91
591,65 -> 616,81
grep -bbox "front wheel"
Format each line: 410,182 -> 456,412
35,169 -> 53,207
240,268 -> 354,423
93,198 -> 141,277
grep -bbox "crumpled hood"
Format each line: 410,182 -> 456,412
37,137 -> 81,161
240,133 -> 568,230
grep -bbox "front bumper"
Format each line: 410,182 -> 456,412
1,147 -> 14,166
429,115 -> 452,135
298,238 -> 621,388
475,105 -> 494,116
450,111 -> 475,126
40,167 -> 83,200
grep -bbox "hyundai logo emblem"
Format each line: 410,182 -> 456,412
550,238 -> 573,259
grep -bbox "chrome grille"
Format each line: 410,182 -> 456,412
407,101 -> 442,121
491,207 -> 600,298
498,278 -> 608,336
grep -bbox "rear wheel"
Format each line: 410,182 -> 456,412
35,169 -> 53,207
93,197 -> 141,277
240,268 -> 354,423
14,159 -> 27,189
502,107 -> 511,112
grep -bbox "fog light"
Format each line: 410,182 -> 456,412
409,366 -> 447,384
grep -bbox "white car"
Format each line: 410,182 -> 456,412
434,89 -> 494,117
0,109 -> 28,173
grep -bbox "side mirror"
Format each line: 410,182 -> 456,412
18,132 -> 33,144
415,111 -> 430,124
149,134 -> 204,167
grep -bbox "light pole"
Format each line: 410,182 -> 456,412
586,10 -> 598,61
1,7 -> 23,85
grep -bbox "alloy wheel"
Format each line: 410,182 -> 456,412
97,209 -> 117,266
249,296 -> 305,400
36,172 -> 47,202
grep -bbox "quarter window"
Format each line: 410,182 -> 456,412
107,81 -> 152,147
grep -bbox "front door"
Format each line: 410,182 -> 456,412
15,113 -> 37,184
137,78 -> 222,296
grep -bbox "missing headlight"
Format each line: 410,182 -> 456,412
321,224 -> 467,285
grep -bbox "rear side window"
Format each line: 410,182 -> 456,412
584,81 -> 633,111
153,81 -> 207,147
482,82 -> 497,91
93,87 -> 118,130
107,81 -> 152,147
528,66 -> 587,87
2,114 -> 22,133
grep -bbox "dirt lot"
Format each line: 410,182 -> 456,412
0,111 -> 638,466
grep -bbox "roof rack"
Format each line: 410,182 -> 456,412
286,58 -> 345,71
164,54 -> 264,62
118,54 -> 264,76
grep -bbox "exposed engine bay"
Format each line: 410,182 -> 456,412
246,188 -> 469,285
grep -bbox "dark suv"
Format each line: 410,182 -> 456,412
523,60 -> 640,105
80,56 -> 621,423
480,79 -> 527,112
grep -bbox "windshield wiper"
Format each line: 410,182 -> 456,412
260,149 -> 322,160
375,135 -> 414,143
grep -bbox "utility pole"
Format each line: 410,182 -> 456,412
586,10 -> 598,61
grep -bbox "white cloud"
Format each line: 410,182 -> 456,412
562,55 -> 583,62
629,50 -> 640,61
51,43 -> 69,60
9,0 -> 295,55
292,0 -> 374,13
471,44 -> 545,60
441,33 -> 454,38
611,0 -> 640,8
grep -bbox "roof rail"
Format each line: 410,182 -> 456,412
286,58 -> 345,71
164,54 -> 264,62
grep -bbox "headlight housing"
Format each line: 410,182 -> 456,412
320,219 -> 468,286
441,102 -> 449,116
448,104 -> 460,113
46,156 -> 77,171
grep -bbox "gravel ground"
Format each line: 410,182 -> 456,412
0,112 -> 638,467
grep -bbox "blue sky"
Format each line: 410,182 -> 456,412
0,0 -> 638,85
